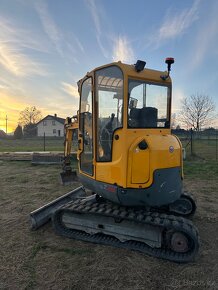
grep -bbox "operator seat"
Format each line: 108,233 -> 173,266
140,107 -> 157,128
129,107 -> 157,128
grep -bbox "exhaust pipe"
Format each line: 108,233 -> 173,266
29,186 -> 86,230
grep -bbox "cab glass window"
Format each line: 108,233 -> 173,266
79,77 -> 93,175
128,80 -> 171,128
95,66 -> 123,161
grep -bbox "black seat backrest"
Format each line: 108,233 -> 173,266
129,108 -> 141,127
139,107 -> 158,128
129,107 -> 158,128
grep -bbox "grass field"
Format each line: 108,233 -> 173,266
0,160 -> 218,289
1,137 -> 218,162
181,139 -> 218,161
0,137 -> 65,152
177,131 -> 218,161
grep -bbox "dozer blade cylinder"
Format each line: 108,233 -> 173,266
29,186 -> 86,230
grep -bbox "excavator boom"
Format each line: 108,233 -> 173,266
60,115 -> 79,185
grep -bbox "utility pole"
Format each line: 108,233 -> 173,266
6,115 -> 8,134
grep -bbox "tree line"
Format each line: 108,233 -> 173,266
13,94 -> 217,139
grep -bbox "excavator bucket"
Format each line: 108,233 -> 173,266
60,170 -> 78,185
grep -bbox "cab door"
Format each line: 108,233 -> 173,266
78,77 -> 94,176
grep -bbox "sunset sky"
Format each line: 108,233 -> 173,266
0,0 -> 218,132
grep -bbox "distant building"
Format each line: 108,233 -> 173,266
36,114 -> 65,137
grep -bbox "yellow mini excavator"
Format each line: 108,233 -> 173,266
30,59 -> 199,263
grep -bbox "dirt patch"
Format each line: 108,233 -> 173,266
0,161 -> 218,290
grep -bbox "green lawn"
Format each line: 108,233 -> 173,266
183,160 -> 218,179
180,138 -> 218,161
0,137 -> 79,152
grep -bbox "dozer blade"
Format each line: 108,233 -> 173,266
29,186 -> 86,230
60,170 -> 78,185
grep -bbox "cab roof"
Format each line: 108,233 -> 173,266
78,61 -> 172,90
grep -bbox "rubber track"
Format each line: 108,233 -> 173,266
52,198 -> 199,263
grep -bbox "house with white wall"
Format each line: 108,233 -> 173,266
36,114 -> 65,137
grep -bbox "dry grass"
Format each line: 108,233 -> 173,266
0,161 -> 218,290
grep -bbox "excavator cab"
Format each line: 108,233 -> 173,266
76,60 -> 183,208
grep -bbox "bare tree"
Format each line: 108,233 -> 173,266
18,106 -> 42,125
171,113 -> 177,129
179,94 -> 216,131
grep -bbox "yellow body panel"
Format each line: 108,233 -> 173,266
95,128 -> 182,189
129,141 -> 150,183
127,131 -> 182,188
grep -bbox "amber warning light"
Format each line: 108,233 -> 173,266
165,57 -> 175,73
161,57 -> 175,80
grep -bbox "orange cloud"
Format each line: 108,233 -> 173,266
0,86 -> 46,132
0,89 -> 26,132
0,86 -> 75,133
